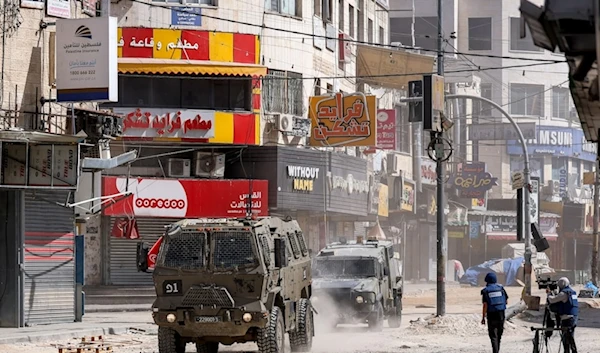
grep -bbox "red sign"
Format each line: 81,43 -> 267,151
376,109 -> 396,150
102,177 -> 268,218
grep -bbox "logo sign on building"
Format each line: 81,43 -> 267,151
47,0 -> 72,19
507,127 -> 596,162
401,179 -> 416,213
328,172 -> 369,194
171,7 -> 202,26
56,17 -> 118,102
421,158 -> 437,185
452,162 -> 498,199
448,231 -> 464,239
82,0 -> 98,16
422,74 -> 444,131
376,109 -> 396,150
469,221 -> 480,239
287,165 -> 320,192
114,108 -> 215,140
530,176 -> 540,224
102,177 -> 268,218
283,117 -> 312,137
309,92 -> 377,147
378,184 -> 389,217
1,142 -> 80,189
468,123 -> 536,141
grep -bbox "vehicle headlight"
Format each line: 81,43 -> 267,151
242,313 -> 253,323
356,296 -> 364,304
166,313 -> 176,323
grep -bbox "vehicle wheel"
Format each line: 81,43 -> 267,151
289,299 -> 314,352
257,306 -> 286,353
368,302 -> 384,332
158,327 -> 186,353
388,297 -> 402,328
196,342 -> 219,353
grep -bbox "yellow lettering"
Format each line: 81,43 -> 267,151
293,179 -> 313,192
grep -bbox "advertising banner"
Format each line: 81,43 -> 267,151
102,177 -> 268,218
309,92 -> 377,147
114,108 -> 216,139
376,109 -> 396,150
452,162 -> 498,199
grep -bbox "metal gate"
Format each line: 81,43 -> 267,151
107,217 -> 179,285
24,190 -> 75,325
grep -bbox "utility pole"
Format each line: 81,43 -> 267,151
435,0 -> 446,317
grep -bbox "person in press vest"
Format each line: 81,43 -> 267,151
547,277 -> 578,353
481,272 -> 508,353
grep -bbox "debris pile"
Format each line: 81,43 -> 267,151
407,314 -> 523,337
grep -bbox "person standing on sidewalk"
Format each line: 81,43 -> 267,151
481,272 -> 508,353
547,277 -> 578,353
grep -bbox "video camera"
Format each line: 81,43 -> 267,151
537,277 -> 558,291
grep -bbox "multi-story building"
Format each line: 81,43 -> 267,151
389,0 -> 593,277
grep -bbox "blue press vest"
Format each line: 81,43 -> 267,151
483,284 -> 507,312
556,286 -> 579,317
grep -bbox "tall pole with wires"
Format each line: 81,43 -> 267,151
435,0 -> 446,317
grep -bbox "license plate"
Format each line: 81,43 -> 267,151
195,316 -> 221,323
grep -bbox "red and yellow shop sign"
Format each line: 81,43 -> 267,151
117,28 -> 260,65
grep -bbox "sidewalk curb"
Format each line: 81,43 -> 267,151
0,326 -> 130,345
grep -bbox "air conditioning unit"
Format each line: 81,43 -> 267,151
194,152 -> 225,178
276,114 -> 294,132
167,158 -> 191,178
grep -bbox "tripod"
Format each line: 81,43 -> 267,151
530,306 -> 561,353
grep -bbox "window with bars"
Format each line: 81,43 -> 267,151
263,70 -> 304,116
510,83 -> 545,116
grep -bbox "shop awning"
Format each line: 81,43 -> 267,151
486,232 -> 558,241
118,58 -> 268,77
356,44 -> 435,90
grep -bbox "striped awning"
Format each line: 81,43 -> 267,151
118,58 -> 267,77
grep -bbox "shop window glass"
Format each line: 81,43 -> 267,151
121,76 -> 152,106
152,77 -> 181,108
181,79 -> 212,108
230,79 -> 250,111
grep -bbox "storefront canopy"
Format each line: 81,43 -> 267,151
118,58 -> 268,77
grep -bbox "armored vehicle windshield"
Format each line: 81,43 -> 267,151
313,258 -> 377,278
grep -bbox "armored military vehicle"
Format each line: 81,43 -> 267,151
311,238 -> 403,330
136,217 -> 314,353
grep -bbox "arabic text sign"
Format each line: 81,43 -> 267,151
376,109 -> 396,150
468,123 -> 536,141
171,7 -> 202,26
114,108 -> 215,139
102,177 -> 268,218
453,163 -> 498,199
309,93 -> 377,147
47,0 -> 72,19
56,17 -> 118,102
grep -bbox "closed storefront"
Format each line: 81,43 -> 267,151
24,190 -> 75,325
101,176 -> 269,286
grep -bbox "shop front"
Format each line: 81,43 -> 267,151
101,176 -> 268,285
107,27 -> 264,146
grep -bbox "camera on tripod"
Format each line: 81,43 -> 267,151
537,276 -> 558,291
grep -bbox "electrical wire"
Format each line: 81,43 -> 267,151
128,0 -> 566,64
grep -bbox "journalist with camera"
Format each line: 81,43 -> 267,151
544,277 -> 578,353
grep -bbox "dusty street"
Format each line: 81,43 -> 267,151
2,284 -> 599,353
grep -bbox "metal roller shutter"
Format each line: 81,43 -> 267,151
24,190 -> 75,325
107,217 -> 179,285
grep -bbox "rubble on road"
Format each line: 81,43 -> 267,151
407,314 -> 525,337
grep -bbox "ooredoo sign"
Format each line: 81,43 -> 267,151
102,176 -> 268,218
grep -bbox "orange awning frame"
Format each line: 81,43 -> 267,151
117,58 -> 267,77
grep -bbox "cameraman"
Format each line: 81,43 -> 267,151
546,277 -> 578,353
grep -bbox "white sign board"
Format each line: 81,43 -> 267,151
56,17 -> 118,102
530,177 -> 540,224
1,143 -> 79,188
511,171 -> 525,190
113,108 -> 216,140
47,0 -> 72,19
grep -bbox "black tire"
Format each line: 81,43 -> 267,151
257,306 -> 286,353
289,299 -> 314,352
388,297 -> 402,328
158,327 -> 186,353
368,302 -> 384,332
196,342 -> 219,353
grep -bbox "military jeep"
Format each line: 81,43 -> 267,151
311,238 -> 403,330
136,217 -> 314,353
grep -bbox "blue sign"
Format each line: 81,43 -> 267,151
469,221 -> 480,239
171,7 -> 202,26
507,126 -> 596,161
